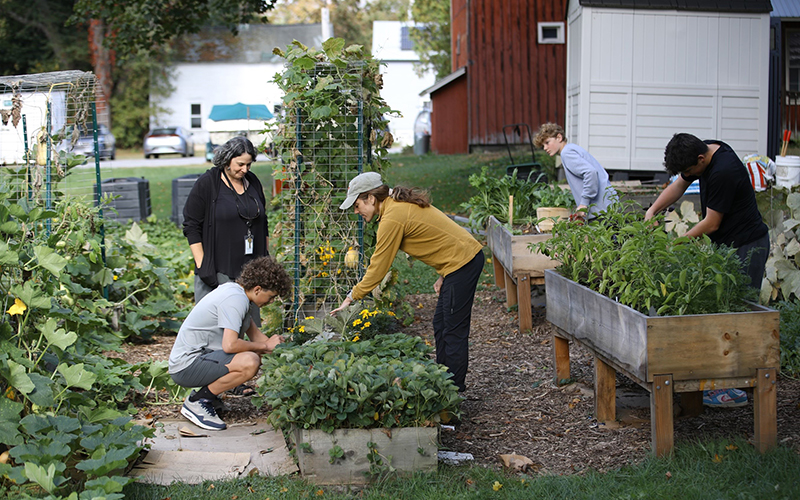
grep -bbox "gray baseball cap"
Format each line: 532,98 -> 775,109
339,172 -> 384,209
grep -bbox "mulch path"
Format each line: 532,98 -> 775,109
121,288 -> 800,475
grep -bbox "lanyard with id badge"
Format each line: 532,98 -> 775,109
222,170 -> 260,255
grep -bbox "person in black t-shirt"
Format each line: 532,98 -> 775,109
645,133 -> 769,408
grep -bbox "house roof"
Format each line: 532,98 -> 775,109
419,67 -> 466,96
771,0 -> 800,18
578,0 -> 772,13
172,24 -> 325,64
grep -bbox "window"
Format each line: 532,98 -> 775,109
190,103 -> 202,129
537,22 -> 564,45
400,27 -> 414,51
788,31 -> 800,92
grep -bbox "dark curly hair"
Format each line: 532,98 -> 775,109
213,136 -> 258,169
664,133 -> 709,176
236,256 -> 292,297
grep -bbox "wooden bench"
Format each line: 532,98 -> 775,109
485,215 -> 558,332
545,269 -> 780,456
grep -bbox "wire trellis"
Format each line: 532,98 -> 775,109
0,70 -> 112,207
273,62 -> 374,320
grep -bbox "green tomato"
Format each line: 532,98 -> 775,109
55,240 -> 67,248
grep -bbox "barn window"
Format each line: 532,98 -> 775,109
401,27 -> 414,51
788,31 -> 800,92
191,103 -> 202,129
538,22 -> 564,44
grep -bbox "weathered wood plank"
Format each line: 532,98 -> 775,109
651,374 -> 674,457
754,368 -> 777,453
673,376 -> 758,393
545,270 -> 649,381
553,334 -> 570,385
647,311 -> 780,381
595,356 -> 616,423
293,427 -> 438,485
486,216 -> 557,278
504,269 -> 518,308
518,275 -> 532,332
491,253 -> 505,288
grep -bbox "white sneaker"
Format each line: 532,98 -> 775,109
181,396 -> 227,430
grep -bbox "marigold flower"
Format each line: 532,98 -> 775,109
305,316 -> 315,320
352,318 -> 362,326
298,326 -> 305,333
352,335 -> 360,342
362,322 -> 371,329
6,298 -> 26,316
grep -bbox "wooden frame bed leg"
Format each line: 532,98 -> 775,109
553,335 -> 570,385
594,356 -> 616,423
754,367 -> 777,453
651,374 -> 674,457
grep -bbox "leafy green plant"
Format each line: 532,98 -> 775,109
293,304 -> 399,343
537,202 -> 754,316
461,166 -> 572,230
762,191 -> 800,303
255,334 -> 462,433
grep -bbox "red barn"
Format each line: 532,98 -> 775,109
423,0 -> 568,154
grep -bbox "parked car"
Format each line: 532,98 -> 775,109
143,126 -> 195,158
59,124 -> 116,160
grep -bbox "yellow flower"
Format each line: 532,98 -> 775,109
352,335 -> 360,342
113,275 -> 119,281
360,309 -> 370,318
298,326 -> 305,333
352,318 -> 362,326
305,316 -> 315,320
362,321 -> 371,329
387,311 -> 396,317
492,481 -> 503,491
6,298 -> 26,316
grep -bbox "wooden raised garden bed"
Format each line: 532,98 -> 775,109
292,426 -> 438,484
544,269 -> 780,456
486,215 -> 559,332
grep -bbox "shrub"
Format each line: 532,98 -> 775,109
776,300 -> 800,376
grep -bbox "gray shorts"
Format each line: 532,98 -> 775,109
195,273 -> 261,334
170,349 -> 234,388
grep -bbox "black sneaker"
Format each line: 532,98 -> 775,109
181,395 -> 226,431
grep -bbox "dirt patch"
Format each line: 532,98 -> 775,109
124,289 -> 800,475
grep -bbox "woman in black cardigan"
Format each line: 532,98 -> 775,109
183,136 -> 270,337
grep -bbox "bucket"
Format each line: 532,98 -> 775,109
536,207 -> 570,232
775,155 -> 800,188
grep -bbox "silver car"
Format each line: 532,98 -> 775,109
143,126 -> 195,158
60,124 -> 116,160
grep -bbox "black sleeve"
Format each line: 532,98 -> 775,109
183,171 -> 211,245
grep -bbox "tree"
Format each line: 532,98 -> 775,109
409,0 -> 450,80
70,0 -> 279,59
269,0 -> 410,53
0,0 -> 90,75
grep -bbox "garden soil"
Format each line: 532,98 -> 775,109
119,288 -> 800,476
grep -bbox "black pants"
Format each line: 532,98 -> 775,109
735,232 -> 769,289
433,250 -> 485,392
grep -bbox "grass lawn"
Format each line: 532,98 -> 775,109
123,437 -> 800,499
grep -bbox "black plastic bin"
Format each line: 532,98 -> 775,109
95,177 -> 152,222
171,173 -> 202,227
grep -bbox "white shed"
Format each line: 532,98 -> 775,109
566,0 -> 773,178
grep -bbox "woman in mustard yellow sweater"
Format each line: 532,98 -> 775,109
331,172 -> 484,392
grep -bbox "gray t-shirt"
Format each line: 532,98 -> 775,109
168,282 -> 252,374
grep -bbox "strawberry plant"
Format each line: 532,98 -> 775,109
255,334 -> 462,433
537,202 -> 754,316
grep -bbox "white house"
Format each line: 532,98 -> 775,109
371,21 -> 436,150
566,0 -> 772,178
151,24 -> 327,145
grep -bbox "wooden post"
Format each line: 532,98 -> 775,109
680,391 -> 704,417
553,335 -> 570,385
754,367 -> 777,453
594,356 -> 616,423
517,275 -> 532,332
650,374 -> 674,457
492,254 -> 505,288
504,270 -> 518,308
